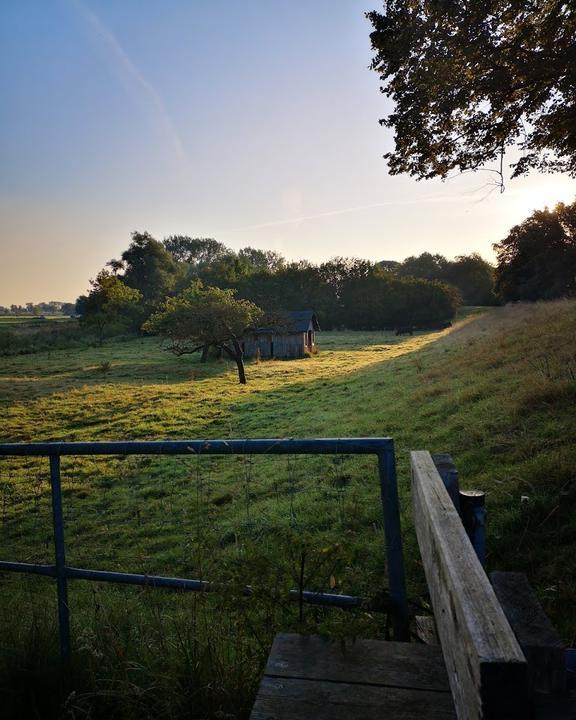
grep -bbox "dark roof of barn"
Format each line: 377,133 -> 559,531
286,310 -> 320,332
248,310 -> 320,335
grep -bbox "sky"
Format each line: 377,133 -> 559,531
1,0 -> 575,305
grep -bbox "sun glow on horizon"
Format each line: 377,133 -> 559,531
510,178 -> 576,217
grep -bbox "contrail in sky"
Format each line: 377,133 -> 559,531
69,0 -> 189,168
227,193 -> 473,232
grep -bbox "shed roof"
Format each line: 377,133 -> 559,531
285,310 -> 320,332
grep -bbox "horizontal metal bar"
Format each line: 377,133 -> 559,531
0,561 -> 57,577
0,437 -> 392,457
0,562 -> 363,609
65,566 -> 211,591
289,589 -> 362,607
0,562 -> 213,590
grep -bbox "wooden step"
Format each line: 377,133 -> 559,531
250,633 -> 456,720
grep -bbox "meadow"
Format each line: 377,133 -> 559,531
0,315 -> 94,357
1,300 -> 575,719
0,315 -> 72,323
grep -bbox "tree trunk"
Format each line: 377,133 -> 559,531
235,356 -> 247,384
230,338 -> 247,384
221,340 -> 248,384
200,344 -> 209,363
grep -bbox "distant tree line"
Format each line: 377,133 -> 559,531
76,232 -> 485,340
7,193 -> 571,356
10,190 -> 573,348
0,301 -> 76,316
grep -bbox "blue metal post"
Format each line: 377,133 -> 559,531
378,448 -> 409,640
459,490 -> 486,567
49,454 -> 71,665
566,648 -> 576,688
431,453 -> 460,512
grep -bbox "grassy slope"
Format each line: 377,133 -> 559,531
0,300 -> 575,717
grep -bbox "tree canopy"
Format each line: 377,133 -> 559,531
76,271 -> 143,343
75,230 -> 482,341
397,253 -> 449,281
238,246 -> 285,271
340,272 -> 459,329
163,236 -> 230,265
143,282 -> 263,384
368,2 -> 576,182
443,254 -> 496,306
494,200 -> 576,301
116,232 -> 179,307
397,252 -> 496,305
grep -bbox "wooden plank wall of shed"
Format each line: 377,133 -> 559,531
243,333 -> 307,359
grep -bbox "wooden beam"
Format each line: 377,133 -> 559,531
411,451 -> 528,720
490,571 -> 566,694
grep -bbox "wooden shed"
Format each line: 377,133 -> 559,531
242,310 -> 320,359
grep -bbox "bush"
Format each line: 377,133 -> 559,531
340,274 -> 460,329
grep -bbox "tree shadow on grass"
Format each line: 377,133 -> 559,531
0,349 -> 235,404
1,319 -> 483,448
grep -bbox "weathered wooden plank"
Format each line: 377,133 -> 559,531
490,571 -> 566,694
414,614 -> 439,645
250,676 -> 456,720
411,450 -> 528,720
264,633 -> 451,691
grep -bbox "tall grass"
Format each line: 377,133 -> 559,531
0,317 -> 140,356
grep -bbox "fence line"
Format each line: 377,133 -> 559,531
0,437 -> 409,662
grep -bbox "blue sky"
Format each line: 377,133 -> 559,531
1,0 -> 575,304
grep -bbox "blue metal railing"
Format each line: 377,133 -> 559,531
0,437 -> 409,660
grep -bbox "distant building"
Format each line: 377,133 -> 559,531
242,310 -> 320,359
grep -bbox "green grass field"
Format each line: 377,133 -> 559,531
0,315 -> 73,327
1,300 -> 575,719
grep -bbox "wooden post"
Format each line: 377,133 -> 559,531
431,453 -> 460,511
432,453 -> 486,566
459,489 -> 486,567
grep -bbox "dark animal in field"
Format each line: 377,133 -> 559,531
395,327 -> 414,336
